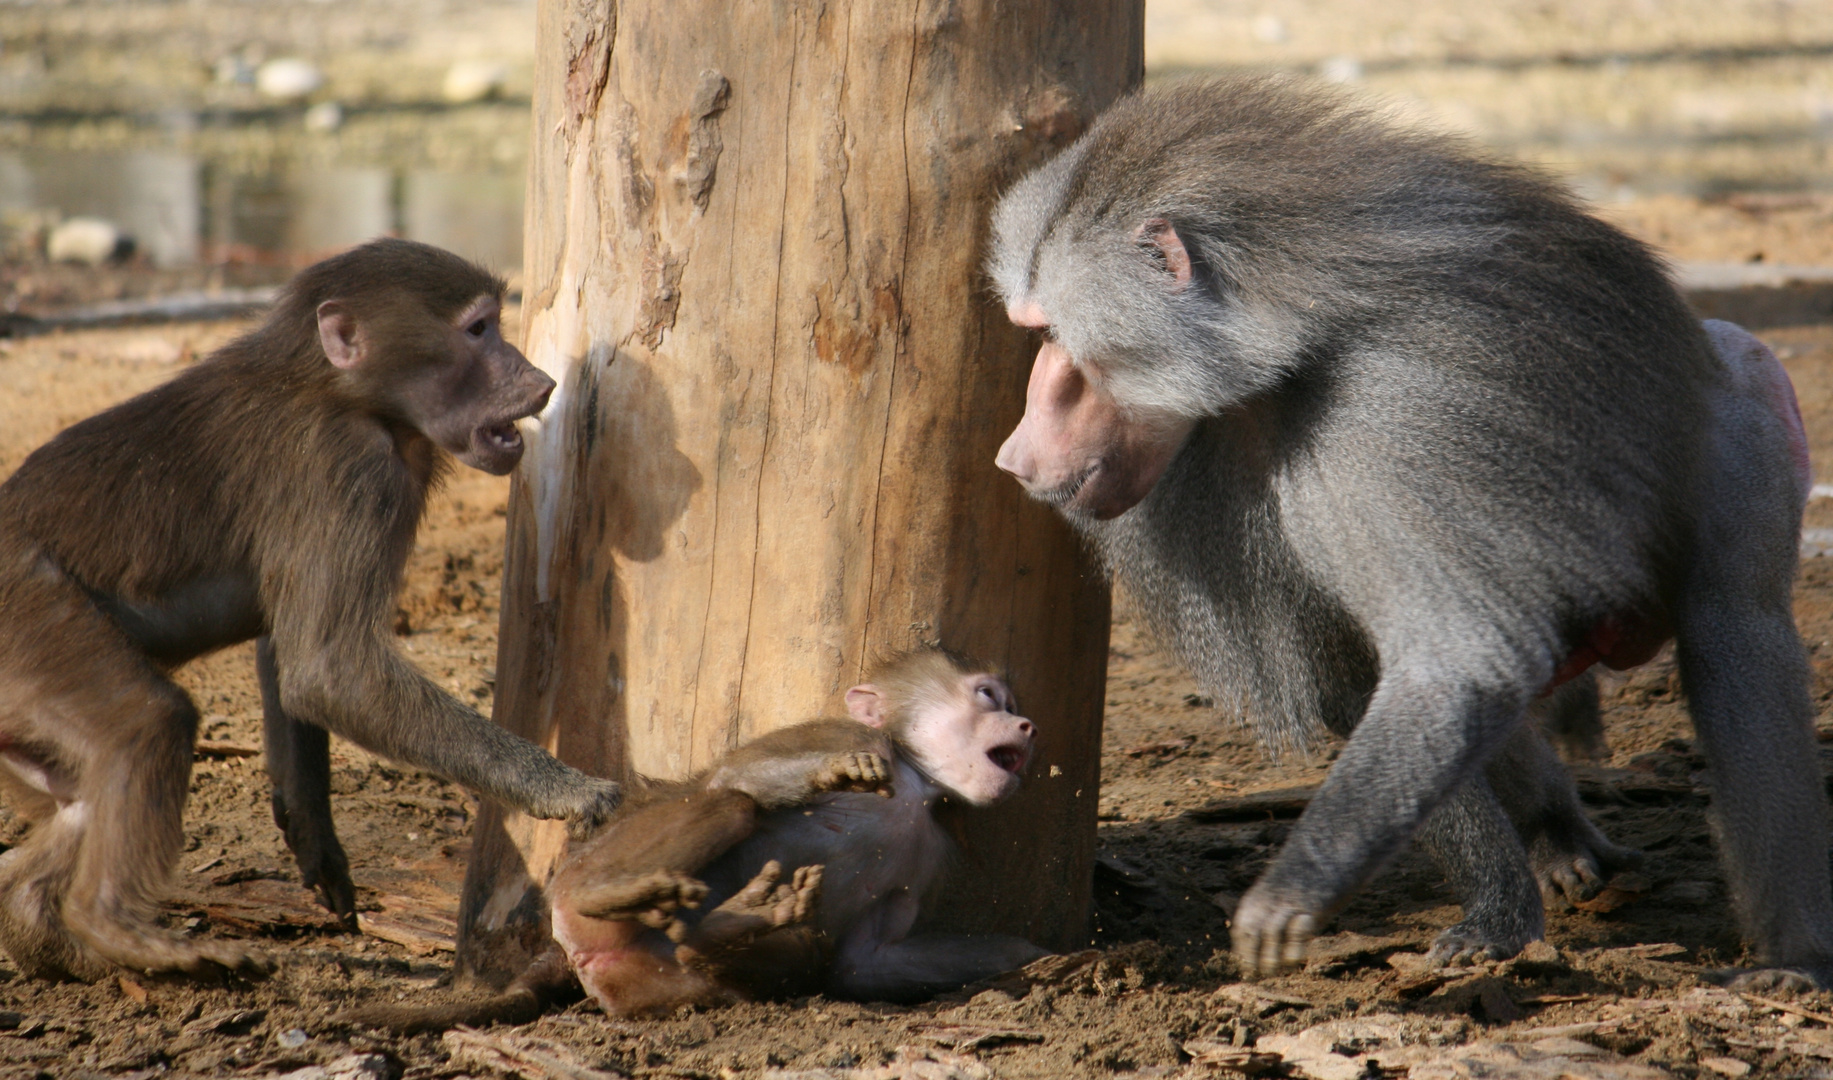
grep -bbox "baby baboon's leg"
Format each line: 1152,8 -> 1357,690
1535,669 -> 1609,762
60,675 -> 268,976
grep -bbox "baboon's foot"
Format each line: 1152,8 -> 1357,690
1425,921 -> 1536,968
1531,831 -> 1643,910
680,861 -> 824,959
813,752 -> 894,797
0,889 -> 107,981
1715,965 -> 1833,994
67,908 -> 272,980
569,868 -> 708,932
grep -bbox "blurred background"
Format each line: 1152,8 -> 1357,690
0,0 -> 1829,311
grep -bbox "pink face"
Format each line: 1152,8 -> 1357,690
847,673 -> 1036,807
994,303 -> 1193,520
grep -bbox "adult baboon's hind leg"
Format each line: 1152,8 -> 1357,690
1488,718 -> 1641,911
1679,319 -> 1833,989
1416,774 -> 1545,966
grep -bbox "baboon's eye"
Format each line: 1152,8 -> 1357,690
977,685 -> 1001,708
467,318 -> 490,337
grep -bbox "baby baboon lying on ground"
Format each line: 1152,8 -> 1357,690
341,650 -> 1047,1030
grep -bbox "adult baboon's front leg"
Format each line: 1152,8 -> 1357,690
1232,667 -> 1531,977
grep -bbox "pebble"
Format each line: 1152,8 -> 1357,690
256,58 -> 324,101
47,218 -> 125,265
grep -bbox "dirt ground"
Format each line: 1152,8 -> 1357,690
3,202 -> 1833,1080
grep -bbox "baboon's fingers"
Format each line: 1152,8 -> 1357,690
635,907 -> 678,930
790,864 -> 824,922
564,781 -> 625,842
731,860 -> 784,907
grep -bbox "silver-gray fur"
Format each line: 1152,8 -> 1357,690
989,76 -> 1832,985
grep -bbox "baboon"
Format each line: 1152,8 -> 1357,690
0,238 -> 622,979
339,651 -> 1046,1030
988,77 -> 1826,986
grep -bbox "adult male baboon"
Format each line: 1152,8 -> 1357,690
989,77 -> 1828,986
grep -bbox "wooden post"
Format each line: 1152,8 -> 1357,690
458,0 -> 1142,983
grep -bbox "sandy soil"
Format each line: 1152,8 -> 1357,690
4,201 -> 1833,1080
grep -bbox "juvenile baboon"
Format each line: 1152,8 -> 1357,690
0,238 -> 622,979
988,77 -> 1827,986
339,651 -> 1047,1030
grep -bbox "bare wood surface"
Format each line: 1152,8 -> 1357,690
459,0 -> 1142,982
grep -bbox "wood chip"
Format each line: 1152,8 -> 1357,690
1186,785 -> 1317,822
1520,993 -> 1594,1005
1391,970 -> 1451,1000
1178,1040 -> 1282,1074
1018,950 -> 1100,984
1093,852 -> 1156,886
116,977 -> 146,1005
1591,941 -> 1687,961
182,1007 -> 265,1036
1573,873 -> 1652,914
443,1026 -> 624,1080
359,895 -> 457,954
188,877 -> 341,934
908,1022 -> 1043,1050
1304,932 -> 1407,974
1740,992 -> 1833,1026
1213,983 -> 1315,1015
1700,1056 -> 1752,1077
1125,736 -> 1195,758
188,855 -> 224,874
194,739 -> 261,759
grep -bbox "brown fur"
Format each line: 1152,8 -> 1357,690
0,238 -> 620,980
338,651 -> 1044,1031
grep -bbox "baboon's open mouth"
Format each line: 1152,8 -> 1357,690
987,745 -> 1027,775
482,422 -> 523,452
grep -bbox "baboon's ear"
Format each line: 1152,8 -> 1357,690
1137,218 -> 1193,287
845,685 -> 889,728
317,301 -> 364,370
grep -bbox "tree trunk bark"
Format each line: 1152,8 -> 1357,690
458,0 -> 1142,985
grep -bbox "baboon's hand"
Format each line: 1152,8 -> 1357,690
676,860 -> 825,966
1230,882 -> 1319,978
564,779 -> 624,842
815,751 -> 894,797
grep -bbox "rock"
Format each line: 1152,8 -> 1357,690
47,217 -> 128,265
303,102 -> 343,133
214,55 -> 254,85
1319,55 -> 1363,83
256,58 -> 323,101
442,60 -> 508,104
273,1053 -> 397,1080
